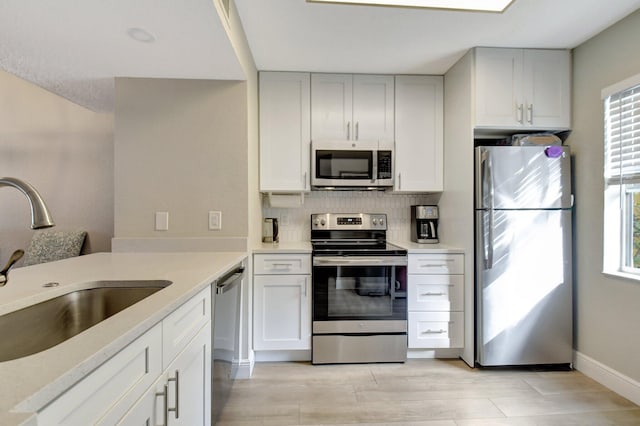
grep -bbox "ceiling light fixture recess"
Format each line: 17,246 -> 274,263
309,0 -> 515,12
126,27 -> 156,43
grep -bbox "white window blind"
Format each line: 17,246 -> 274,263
605,84 -> 640,185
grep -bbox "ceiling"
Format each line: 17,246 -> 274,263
2,0 -> 640,112
234,0 -> 640,74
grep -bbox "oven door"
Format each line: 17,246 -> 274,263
312,255 -> 407,323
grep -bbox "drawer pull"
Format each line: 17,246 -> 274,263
420,263 -> 451,268
423,329 -> 447,334
156,385 -> 169,426
271,263 -> 294,268
167,370 -> 179,419
422,292 -> 446,296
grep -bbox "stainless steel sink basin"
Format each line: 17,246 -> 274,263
0,280 -> 171,362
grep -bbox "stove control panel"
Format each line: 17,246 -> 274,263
311,213 -> 387,230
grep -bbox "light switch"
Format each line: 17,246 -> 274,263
209,211 -> 222,230
155,211 -> 169,231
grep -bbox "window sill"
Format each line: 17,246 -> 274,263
602,269 -> 640,283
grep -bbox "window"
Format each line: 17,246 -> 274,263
603,74 -> 640,278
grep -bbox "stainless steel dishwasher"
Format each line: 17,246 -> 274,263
212,263 -> 245,424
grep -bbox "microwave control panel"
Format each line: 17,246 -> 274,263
377,151 -> 393,179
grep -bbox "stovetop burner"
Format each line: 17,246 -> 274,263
310,213 -> 406,256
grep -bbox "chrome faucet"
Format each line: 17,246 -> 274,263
0,177 -> 55,229
0,177 -> 55,285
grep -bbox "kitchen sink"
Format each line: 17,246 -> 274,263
0,280 -> 171,362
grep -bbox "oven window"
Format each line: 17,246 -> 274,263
316,150 -> 373,179
313,264 -> 406,321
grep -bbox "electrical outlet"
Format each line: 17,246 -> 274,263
209,211 -> 222,230
155,212 -> 169,231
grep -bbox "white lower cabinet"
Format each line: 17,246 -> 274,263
117,322 -> 211,426
407,253 -> 464,350
253,253 -> 311,353
37,287 -> 212,426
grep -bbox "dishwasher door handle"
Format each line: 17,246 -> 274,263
215,267 -> 245,295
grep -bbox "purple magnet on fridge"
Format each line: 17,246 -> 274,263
545,146 -> 563,158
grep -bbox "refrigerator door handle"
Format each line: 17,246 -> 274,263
486,151 -> 495,270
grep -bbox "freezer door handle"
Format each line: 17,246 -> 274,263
483,149 -> 495,270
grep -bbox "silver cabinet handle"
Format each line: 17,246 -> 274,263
355,122 -> 359,140
527,104 -> 533,124
167,370 -> 179,419
156,384 -> 169,426
423,329 -> 446,334
422,292 -> 446,296
517,103 -> 524,124
347,121 -> 351,140
271,263 -> 293,268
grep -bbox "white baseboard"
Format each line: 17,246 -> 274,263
234,358 -> 253,380
574,351 -> 640,406
407,348 -> 462,359
254,350 -> 311,362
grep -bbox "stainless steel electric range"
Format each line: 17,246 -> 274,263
311,213 -> 408,364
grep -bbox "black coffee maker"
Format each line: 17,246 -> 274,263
411,205 -> 439,244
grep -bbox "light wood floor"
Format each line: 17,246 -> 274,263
216,359 -> 640,425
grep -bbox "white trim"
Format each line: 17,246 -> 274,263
601,72 -> 640,99
254,350 -> 311,362
407,348 -> 462,359
574,351 -> 640,406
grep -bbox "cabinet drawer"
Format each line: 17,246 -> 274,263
408,312 -> 463,349
408,274 -> 463,312
38,323 -> 162,426
163,286 -> 211,368
254,253 -> 311,275
408,254 -> 463,275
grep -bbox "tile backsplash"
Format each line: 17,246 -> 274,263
262,191 -> 440,242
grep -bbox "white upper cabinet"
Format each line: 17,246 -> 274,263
259,72 -> 311,192
311,74 -> 394,142
474,48 -> 571,130
394,75 -> 444,192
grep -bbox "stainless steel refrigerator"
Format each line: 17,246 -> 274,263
475,145 -> 573,367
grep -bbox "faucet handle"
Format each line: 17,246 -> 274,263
0,249 -> 25,286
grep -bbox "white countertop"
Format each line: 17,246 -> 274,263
0,251 -> 247,426
252,241 -> 312,253
251,241 -> 462,254
391,240 -> 465,254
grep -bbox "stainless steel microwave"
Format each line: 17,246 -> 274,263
311,140 -> 394,189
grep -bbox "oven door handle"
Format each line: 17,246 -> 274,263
313,256 -> 407,267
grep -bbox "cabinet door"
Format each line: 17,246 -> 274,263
394,75 -> 443,192
259,72 -> 311,191
311,74 -> 353,140
353,74 -> 395,142
474,48 -> 524,128
523,49 -> 571,129
39,324 -> 163,426
163,287 -> 211,369
166,322 -> 211,426
118,323 -> 211,426
253,274 -> 311,350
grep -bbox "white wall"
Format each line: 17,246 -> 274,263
0,70 -> 114,267
572,9 -> 640,382
114,78 -> 248,241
